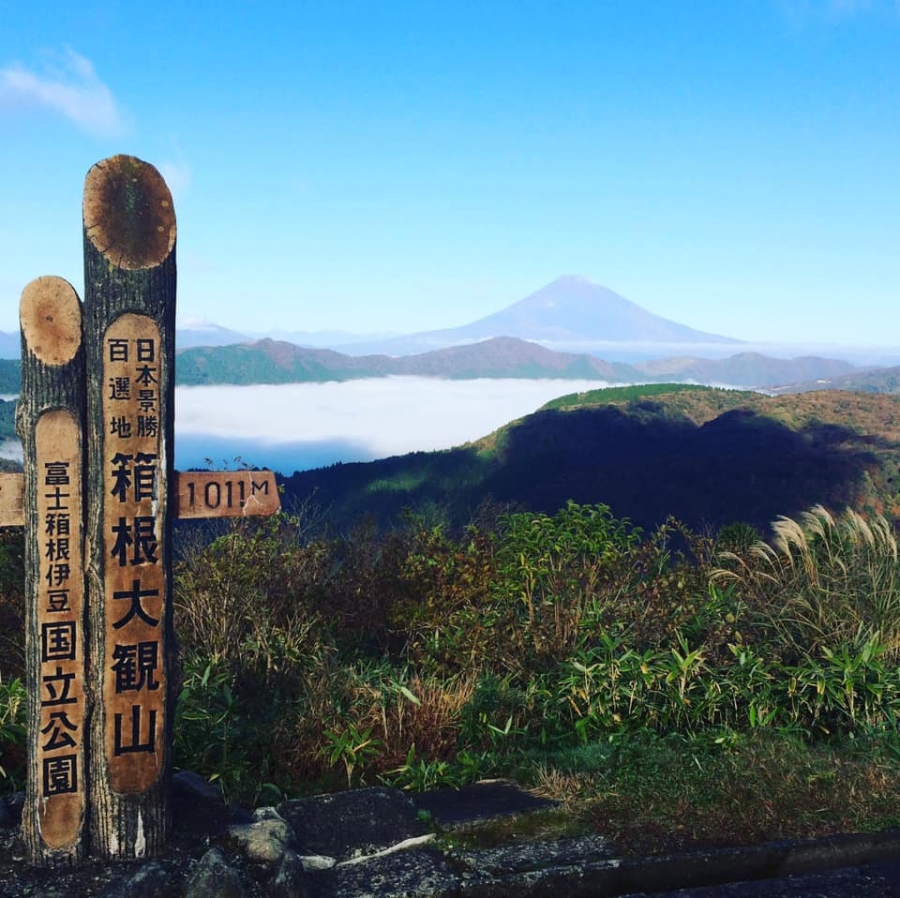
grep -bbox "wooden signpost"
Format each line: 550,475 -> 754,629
175,470 -> 280,519
12,155 -> 280,865
83,156 -> 178,859
0,470 -> 279,530
18,277 -> 88,864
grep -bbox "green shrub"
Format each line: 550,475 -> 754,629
0,675 -> 26,793
0,530 -> 24,681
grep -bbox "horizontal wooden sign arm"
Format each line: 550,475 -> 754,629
173,470 -> 280,519
0,470 -> 280,527
0,474 -> 24,528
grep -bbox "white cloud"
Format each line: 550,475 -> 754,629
0,439 -> 22,463
174,377 -> 613,472
0,47 -> 125,137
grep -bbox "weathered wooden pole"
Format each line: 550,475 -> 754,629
17,277 -> 88,864
82,155 -> 177,858
10,155 -> 280,866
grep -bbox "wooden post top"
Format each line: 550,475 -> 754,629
83,156 -> 176,270
19,278 -> 82,367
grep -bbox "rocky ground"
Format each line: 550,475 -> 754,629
0,775 -> 579,898
3,775 -> 900,898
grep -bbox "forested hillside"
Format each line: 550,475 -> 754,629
280,385 -> 900,535
174,338 -> 860,389
0,400 -> 16,445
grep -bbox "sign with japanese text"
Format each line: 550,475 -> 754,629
16,155 -> 280,865
18,275 -> 88,865
100,314 -> 167,793
34,410 -> 86,849
0,470 -> 280,528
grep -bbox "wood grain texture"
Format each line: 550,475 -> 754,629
174,470 -> 280,519
16,277 -> 87,866
82,155 -> 176,860
83,156 -> 176,271
20,278 -> 82,367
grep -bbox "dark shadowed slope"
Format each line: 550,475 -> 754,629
280,387 -> 900,535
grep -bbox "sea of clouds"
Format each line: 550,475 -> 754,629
174,376 -> 609,474
0,377 -> 609,472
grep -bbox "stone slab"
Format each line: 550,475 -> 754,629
279,787 -> 430,861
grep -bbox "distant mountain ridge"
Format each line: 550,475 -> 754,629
175,336 -> 859,390
176,321 -> 251,349
0,275 -> 738,359
767,365 -> 900,396
416,275 -> 740,344
638,352 -> 862,387
343,276 -> 743,356
175,336 -> 638,384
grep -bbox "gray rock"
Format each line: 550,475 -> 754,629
4,792 -> 24,824
298,853 -> 337,871
253,806 -> 285,823
185,847 -> 247,898
172,770 -> 251,842
0,797 -> 14,830
100,861 -> 171,898
321,848 -> 459,898
457,834 -> 617,875
173,770 -> 224,805
279,787 -> 429,860
267,847 -> 310,898
228,818 -> 296,865
414,781 -> 558,830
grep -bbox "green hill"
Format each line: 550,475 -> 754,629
768,364 -> 900,396
0,399 -> 16,443
174,338 -> 860,389
174,337 -> 639,385
0,360 -> 20,395
280,385 -> 900,535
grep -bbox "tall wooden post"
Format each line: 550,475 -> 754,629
82,155 -> 177,858
17,277 -> 87,864
10,154 -> 279,867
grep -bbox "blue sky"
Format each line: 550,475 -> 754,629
1,0 -> 898,345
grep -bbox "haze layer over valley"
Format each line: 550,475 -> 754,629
173,377 -> 610,473
1,277 -> 897,476
176,277 -> 900,366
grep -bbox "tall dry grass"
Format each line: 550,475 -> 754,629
714,505 -> 900,658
